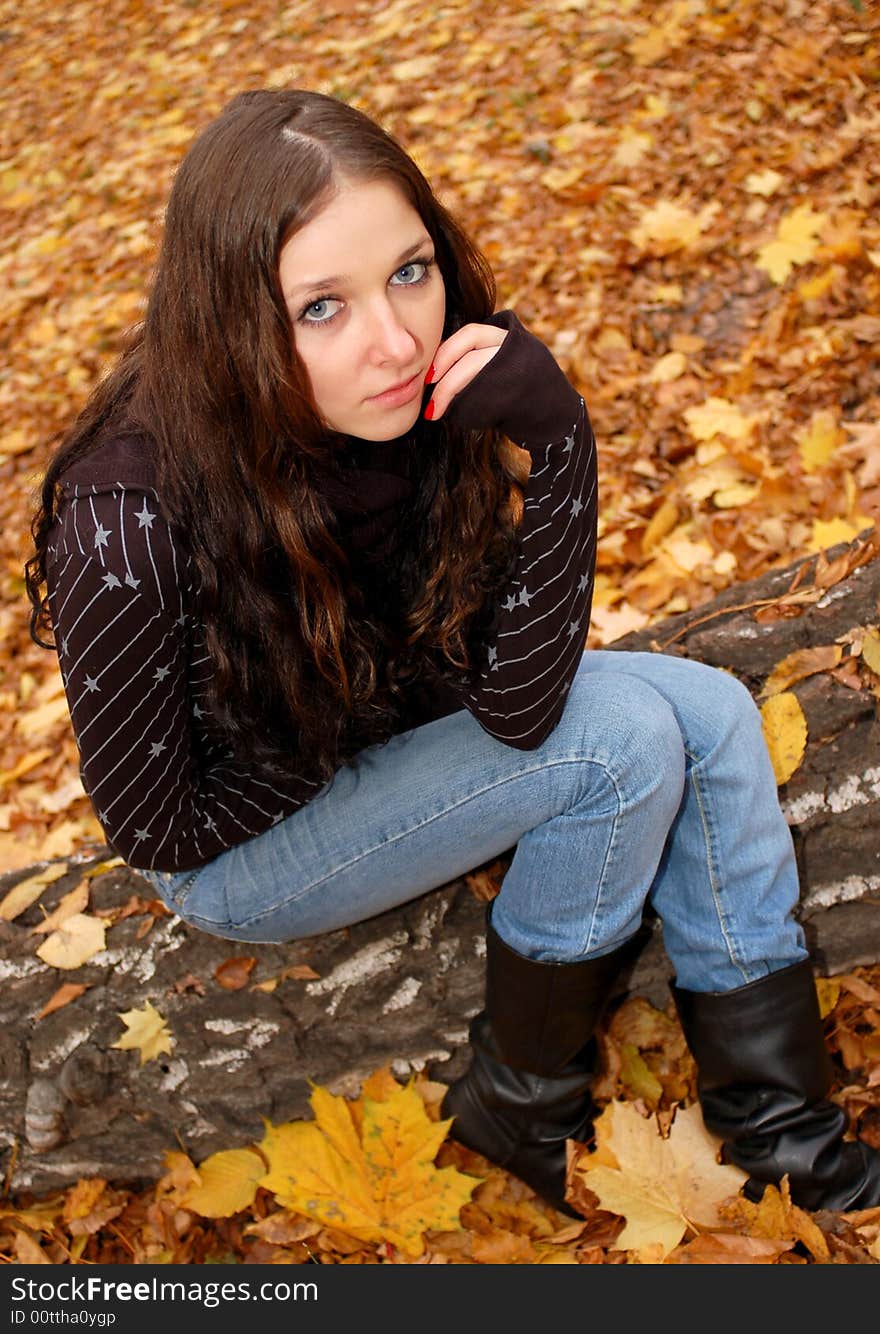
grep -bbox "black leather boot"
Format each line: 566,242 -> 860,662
441,911 -> 632,1217
673,958 -> 880,1211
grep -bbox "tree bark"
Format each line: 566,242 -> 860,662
2,532 -> 878,1196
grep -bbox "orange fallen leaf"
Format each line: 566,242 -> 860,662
214,956 -> 258,990
35,982 -> 90,1020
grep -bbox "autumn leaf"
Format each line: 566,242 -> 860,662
798,410 -> 845,473
176,1149 -> 267,1219
111,1000 -> 174,1064
258,1077 -> 478,1257
859,629 -> 880,677
811,516 -> 870,552
755,202 -> 827,283
759,691 -> 807,785
759,645 -> 844,698
720,1178 -> 830,1263
0,862 -> 68,921
683,397 -> 759,443
630,199 -> 707,255
35,912 -> 108,969
35,982 -> 90,1020
214,956 -> 257,990
665,1231 -> 792,1263
571,1101 -> 747,1260
744,169 -> 783,197
30,880 -> 90,934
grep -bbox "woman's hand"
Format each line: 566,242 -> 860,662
423,323 -> 507,421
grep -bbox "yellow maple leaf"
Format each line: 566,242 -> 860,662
810,516 -> 866,551
35,912 -> 108,969
684,397 -> 759,443
111,1000 -> 174,1064
177,1148 -> 266,1219
760,691 -> 808,785
756,203 -> 827,283
258,1078 -> 478,1257
798,410 -> 845,472
630,200 -> 704,255
572,1101 -> 746,1260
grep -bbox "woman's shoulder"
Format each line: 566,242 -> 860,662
59,422 -> 160,499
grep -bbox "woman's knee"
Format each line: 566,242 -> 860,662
684,660 -> 764,755
564,665 -> 686,809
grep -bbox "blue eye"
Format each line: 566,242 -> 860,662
390,260 -> 430,286
299,297 -> 343,325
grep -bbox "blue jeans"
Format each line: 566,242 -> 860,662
138,650 -> 806,992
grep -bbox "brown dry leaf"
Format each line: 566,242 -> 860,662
759,644 -> 844,698
471,1228 -> 537,1264
214,956 -> 258,991
172,972 -> 207,996
0,748 -> 53,787
13,1230 -> 53,1263
665,1231 -> 792,1263
281,963 -> 321,981
14,696 -> 72,738
35,981 -> 90,1020
720,1179 -> 830,1263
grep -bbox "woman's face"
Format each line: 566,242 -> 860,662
279,176 -> 446,442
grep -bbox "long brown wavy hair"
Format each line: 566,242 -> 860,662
26,89 -> 525,783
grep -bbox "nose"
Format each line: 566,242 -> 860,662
366,298 -> 417,365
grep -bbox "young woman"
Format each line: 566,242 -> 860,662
26,89 -> 879,1219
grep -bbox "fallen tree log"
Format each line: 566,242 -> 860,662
2,530 -> 879,1197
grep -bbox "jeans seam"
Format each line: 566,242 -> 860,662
578,765 -> 624,957
687,745 -> 750,984
237,755 -> 598,928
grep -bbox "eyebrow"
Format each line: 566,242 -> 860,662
285,238 -> 433,300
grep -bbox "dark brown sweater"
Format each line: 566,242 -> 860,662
46,311 -> 597,871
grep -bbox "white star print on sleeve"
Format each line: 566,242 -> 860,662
46,477 -> 322,872
443,311 -> 598,751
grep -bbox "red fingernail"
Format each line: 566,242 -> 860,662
425,363 -> 435,383
424,400 -> 435,420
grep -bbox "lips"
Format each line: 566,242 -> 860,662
367,370 -> 425,409
370,371 -> 422,399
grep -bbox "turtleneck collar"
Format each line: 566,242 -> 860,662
310,430 -> 417,559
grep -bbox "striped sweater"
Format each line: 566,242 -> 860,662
46,311 -> 597,872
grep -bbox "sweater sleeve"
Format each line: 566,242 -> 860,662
46,483 -> 322,872
444,310 -> 597,749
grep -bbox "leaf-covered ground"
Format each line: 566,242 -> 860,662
2,959 -> 879,1264
1,0 -> 879,1264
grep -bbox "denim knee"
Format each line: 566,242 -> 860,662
565,669 -> 686,821
683,661 -> 764,762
